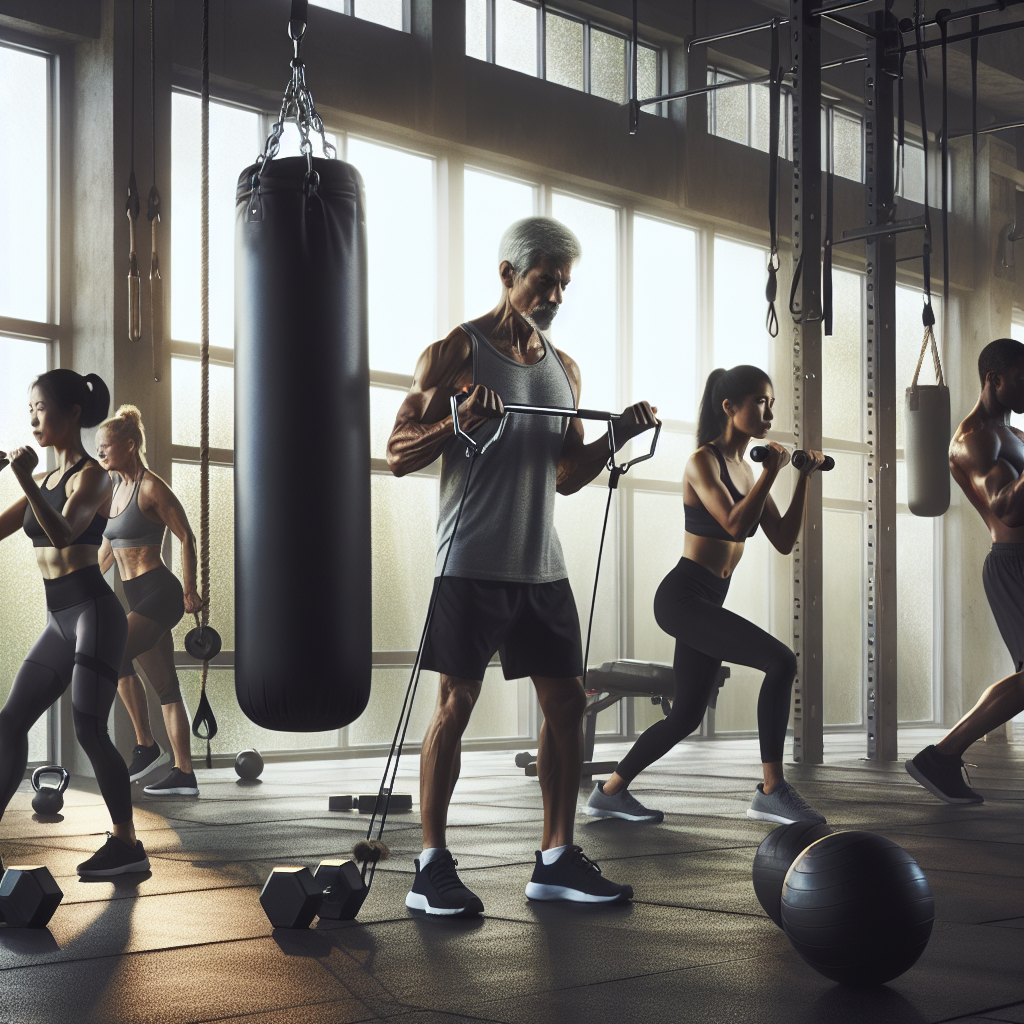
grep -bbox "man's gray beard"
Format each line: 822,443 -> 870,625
525,303 -> 559,331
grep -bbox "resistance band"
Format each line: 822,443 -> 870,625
765,19 -> 781,339
190,0 -> 218,768
361,401 -> 660,893
148,0 -> 163,382
939,12 -> 951,312
127,0 -> 141,343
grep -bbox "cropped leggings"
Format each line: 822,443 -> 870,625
615,557 -> 797,784
0,565 -> 132,824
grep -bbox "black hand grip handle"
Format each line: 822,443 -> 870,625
750,446 -> 834,471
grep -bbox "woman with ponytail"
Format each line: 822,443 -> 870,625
96,405 -> 201,797
586,365 -> 829,826
0,370 -> 148,876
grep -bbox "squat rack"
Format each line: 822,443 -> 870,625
627,0 -> 1024,763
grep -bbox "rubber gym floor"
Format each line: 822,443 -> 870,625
0,729 -> 1020,1024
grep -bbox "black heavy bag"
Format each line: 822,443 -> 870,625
234,156 -> 371,731
905,325 -> 950,518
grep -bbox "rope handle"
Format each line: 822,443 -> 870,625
910,319 -> 945,392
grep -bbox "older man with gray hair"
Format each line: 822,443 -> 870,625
388,216 -> 657,916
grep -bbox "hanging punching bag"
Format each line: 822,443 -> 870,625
905,325 -> 951,518
234,155 -> 371,731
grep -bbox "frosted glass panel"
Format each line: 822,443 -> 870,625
822,449 -> 863,503
171,95 -> 260,348
714,237 -> 771,376
897,513 -> 934,722
466,0 -> 487,60
823,269 -> 863,442
350,667 -> 439,746
354,0 -> 403,30
370,385 -> 406,461
347,138 -> 435,375
0,48 -> 48,322
545,13 -> 584,91
554,485 -> 617,669
590,29 -> 626,103
633,490 -> 684,666
171,358 -> 234,450
900,141 -> 925,204
272,124 -> 338,160
633,217 -> 698,422
311,1 -> 346,12
464,169 -> 534,319
833,113 -> 862,182
896,286 -> 942,449
550,193 -> 616,439
1013,323 -> 1024,433
466,668 -> 530,739
495,0 -> 537,77
630,429 -> 692,485
171,464 -> 235,650
0,336 -> 49,760
180,670 -> 338,754
637,45 -> 658,103
712,74 -> 746,144
371,473 -> 437,651
750,83 -> 784,156
823,510 -> 863,725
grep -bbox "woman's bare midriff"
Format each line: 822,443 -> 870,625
682,532 -> 745,580
35,546 -> 102,580
112,544 -> 163,581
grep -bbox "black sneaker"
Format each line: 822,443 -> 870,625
143,767 -> 199,797
77,834 -> 150,877
127,742 -> 170,783
906,745 -> 984,804
525,846 -> 633,904
405,850 -> 484,917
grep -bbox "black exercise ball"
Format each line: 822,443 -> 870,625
781,830 -> 934,986
235,749 -> 264,781
752,820 -> 833,927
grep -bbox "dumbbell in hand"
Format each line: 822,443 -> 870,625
749,446 -> 834,471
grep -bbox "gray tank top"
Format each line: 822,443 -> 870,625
103,472 -> 166,549
434,322 -> 575,582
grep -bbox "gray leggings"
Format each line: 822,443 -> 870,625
0,565 -> 132,825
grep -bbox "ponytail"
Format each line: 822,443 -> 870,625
31,369 -> 111,429
695,364 -> 773,449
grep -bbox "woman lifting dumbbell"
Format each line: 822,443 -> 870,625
586,365 -> 828,825
0,369 -> 149,877
96,405 -> 202,797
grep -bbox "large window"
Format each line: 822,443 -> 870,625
0,42 -> 56,764
310,0 -> 408,32
466,0 -> 661,104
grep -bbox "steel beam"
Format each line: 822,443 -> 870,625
789,0 -> 824,766
863,11 -> 899,762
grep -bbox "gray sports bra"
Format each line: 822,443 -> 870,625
103,472 -> 166,549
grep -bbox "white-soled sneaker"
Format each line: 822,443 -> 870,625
525,845 -> 633,904
746,781 -> 826,825
127,742 -> 170,783
584,782 -> 664,823
143,767 -> 199,797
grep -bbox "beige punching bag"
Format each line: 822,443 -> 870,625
904,324 -> 950,517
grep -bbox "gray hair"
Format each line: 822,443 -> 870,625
498,216 -> 582,277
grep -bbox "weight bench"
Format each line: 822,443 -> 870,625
514,659 -> 730,779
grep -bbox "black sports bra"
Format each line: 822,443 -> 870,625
22,457 -> 107,548
684,444 -> 758,542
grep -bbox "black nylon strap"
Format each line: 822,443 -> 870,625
765,20 -> 781,339
939,15 -> 950,311
971,16 -> 979,208
912,13 -> 936,330
824,123 -> 834,337
191,689 -> 219,769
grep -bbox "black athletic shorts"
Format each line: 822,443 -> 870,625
420,576 -> 583,681
983,543 -> 1024,672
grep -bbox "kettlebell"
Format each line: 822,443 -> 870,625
31,765 -> 70,816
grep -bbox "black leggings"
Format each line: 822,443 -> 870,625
0,565 -> 132,825
615,557 -> 797,784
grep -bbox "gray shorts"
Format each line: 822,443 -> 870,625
982,543 -> 1024,672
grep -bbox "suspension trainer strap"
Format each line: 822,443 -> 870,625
895,37 -> 906,199
148,0 -> 163,383
127,0 -> 141,343
939,14 -> 950,312
912,12 -> 936,335
971,16 -> 979,215
823,110 -> 834,337
765,19 -> 781,338
189,0 -> 217,769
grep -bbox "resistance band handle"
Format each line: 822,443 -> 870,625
750,446 -> 834,472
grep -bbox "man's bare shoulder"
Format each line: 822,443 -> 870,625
413,328 -> 473,388
951,413 -> 1001,468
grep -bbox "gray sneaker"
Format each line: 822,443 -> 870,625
746,781 -> 826,825
584,782 -> 664,823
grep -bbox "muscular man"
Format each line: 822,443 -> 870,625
906,338 -> 1024,803
388,217 -> 657,915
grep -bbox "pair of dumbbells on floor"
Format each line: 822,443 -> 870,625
0,865 -> 63,929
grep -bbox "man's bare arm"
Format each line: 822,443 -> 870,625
961,429 -> 1024,527
386,330 -> 503,477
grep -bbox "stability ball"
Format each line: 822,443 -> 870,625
781,830 -> 934,986
752,820 -> 833,927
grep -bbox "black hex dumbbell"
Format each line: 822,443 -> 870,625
0,865 -> 64,928
314,859 -> 368,921
260,859 -> 368,928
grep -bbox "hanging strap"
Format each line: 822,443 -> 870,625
911,11 -> 937,337
971,16 -> 979,214
765,19 -> 781,338
939,13 -> 950,313
823,107 -> 834,337
910,322 -> 945,392
126,0 -> 142,344
894,35 -> 906,199
189,0 -> 217,769
148,0 -> 163,383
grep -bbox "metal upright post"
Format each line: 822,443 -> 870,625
863,11 -> 899,761
789,0 -> 824,765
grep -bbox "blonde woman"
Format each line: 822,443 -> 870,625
96,405 -> 202,797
